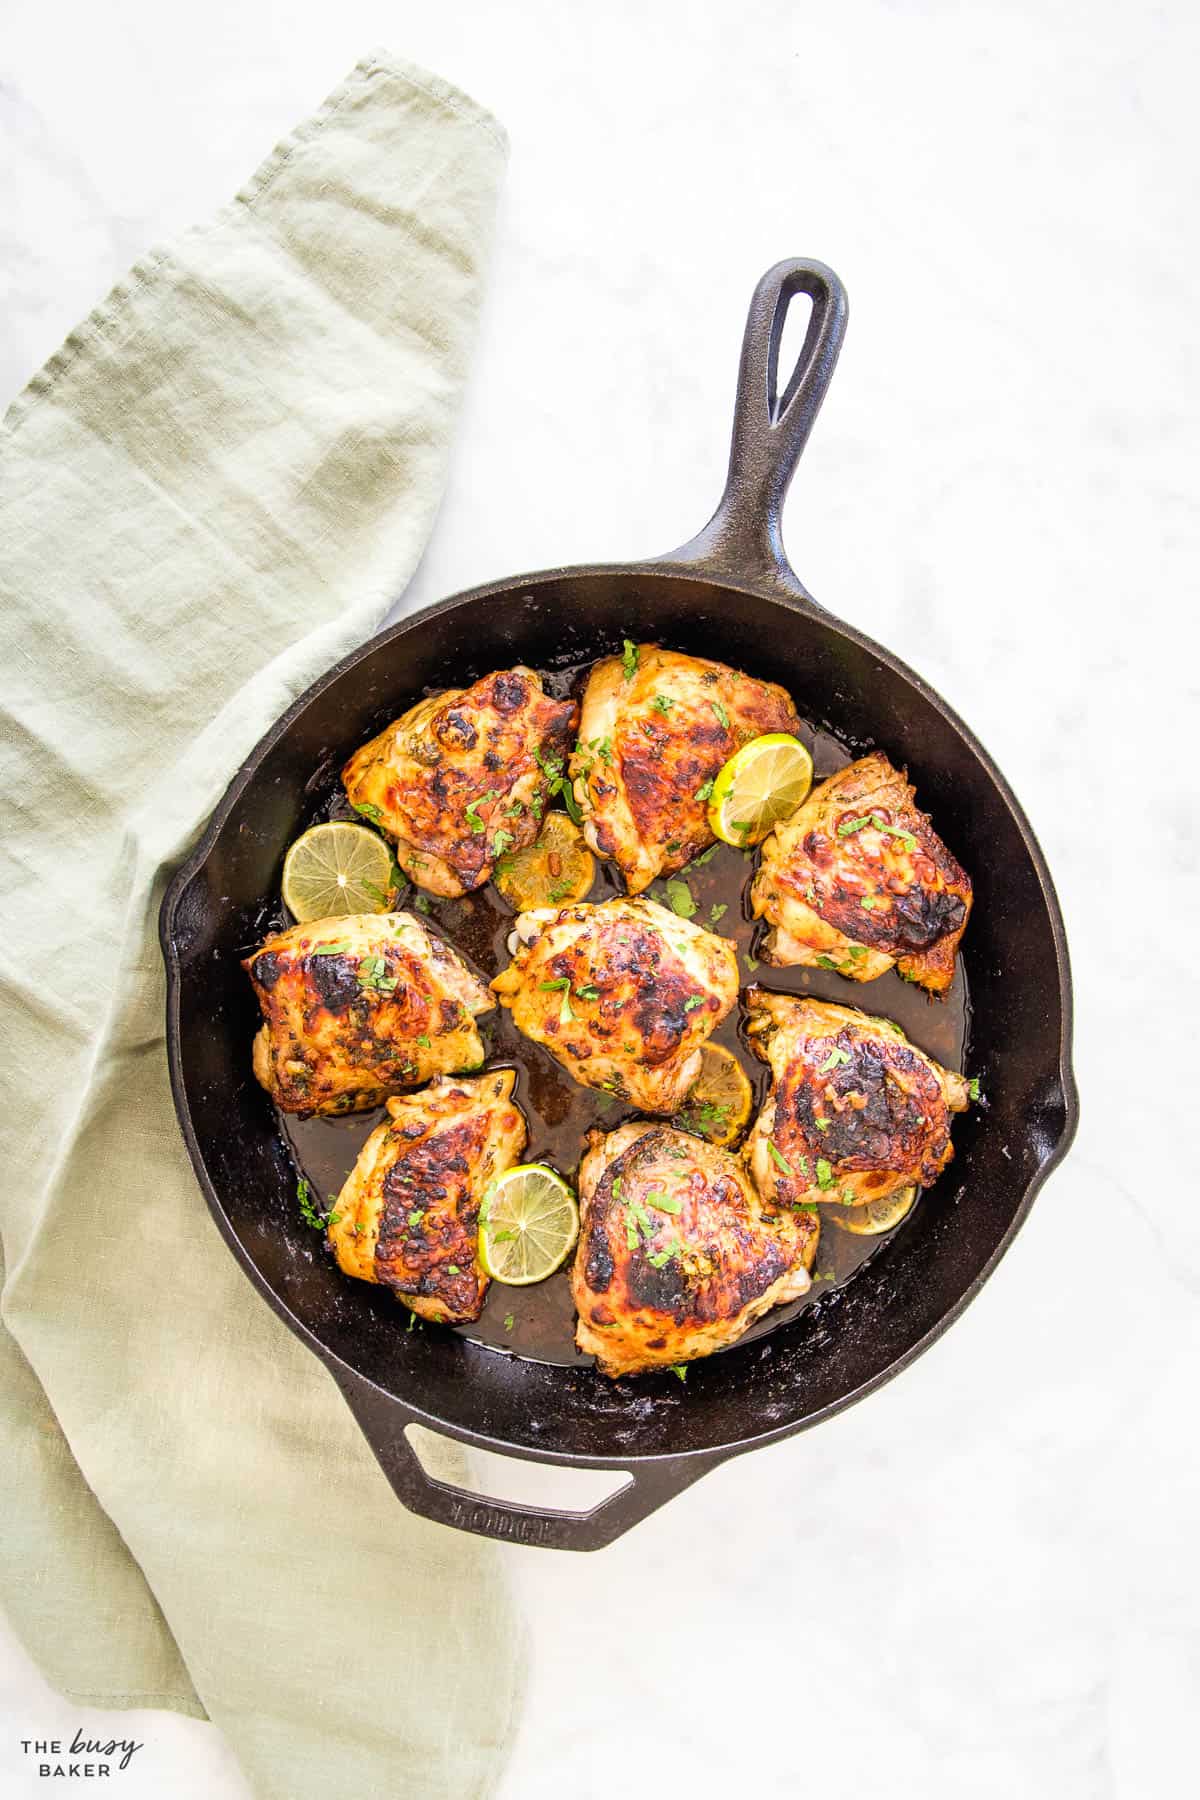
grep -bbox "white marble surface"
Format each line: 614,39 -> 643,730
3,2 -> 1198,1795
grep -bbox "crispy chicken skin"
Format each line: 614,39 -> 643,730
328,1071 -> 526,1324
342,667 -> 578,897
243,913 -> 492,1116
750,752 -> 972,992
744,992 -> 970,1212
490,897 -> 739,1114
573,1123 -> 818,1377
571,645 -> 801,894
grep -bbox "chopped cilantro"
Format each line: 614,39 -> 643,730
968,1076 -> 981,1101
816,1158 -> 834,1190
537,977 -> 571,990
296,1177 -> 338,1230
622,639 -> 639,680
815,955 -> 841,971
683,995 -> 704,1012
711,700 -> 730,730
408,1209 -> 425,1226
651,694 -> 675,715
356,954 -> 398,994
818,1045 -> 851,1072
870,813 -> 918,851
669,1364 -> 688,1382
767,1140 -> 794,1175
710,902 -> 728,925
860,896 -> 879,910
576,983 -> 600,1001
351,800 -> 384,823
836,815 -> 872,837
309,941 -> 353,956
492,828 -> 515,857
665,878 -> 697,919
646,1193 -> 682,1214
464,789 -> 500,834
416,1034 -> 431,1048
695,777 -> 715,803
504,1313 -> 515,1332
413,893 -> 432,915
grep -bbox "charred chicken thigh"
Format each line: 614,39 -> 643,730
745,992 -> 970,1212
342,667 -> 578,896
491,897 -> 739,1114
573,1122 -> 818,1377
751,752 -> 972,992
329,1071 -> 527,1324
571,644 -> 800,894
243,912 -> 492,1115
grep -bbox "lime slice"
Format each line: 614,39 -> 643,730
707,733 -> 814,848
479,1165 -> 579,1285
829,1186 -> 917,1235
493,811 -> 595,910
281,822 -> 395,922
673,1044 -> 754,1148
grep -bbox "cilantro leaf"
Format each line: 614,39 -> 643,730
767,1140 -> 794,1175
665,878 -> 697,919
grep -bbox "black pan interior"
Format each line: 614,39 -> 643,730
167,569 -> 1074,1465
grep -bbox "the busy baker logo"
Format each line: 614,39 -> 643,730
19,1732 -> 144,1778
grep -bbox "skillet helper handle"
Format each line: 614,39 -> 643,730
663,257 -> 849,601
332,1369 -> 715,1552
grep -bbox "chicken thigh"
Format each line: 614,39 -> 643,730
744,991 -> 970,1213
342,667 -> 578,896
328,1071 -> 527,1324
244,912 -> 492,1115
573,1122 -> 818,1377
490,897 -> 739,1113
571,644 -> 800,893
751,752 -> 972,992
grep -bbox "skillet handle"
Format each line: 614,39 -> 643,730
332,1367 -> 716,1552
661,257 -> 848,602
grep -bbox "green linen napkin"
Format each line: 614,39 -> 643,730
0,53 -> 523,1799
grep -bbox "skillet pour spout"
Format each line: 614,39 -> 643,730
161,258 -> 1078,1551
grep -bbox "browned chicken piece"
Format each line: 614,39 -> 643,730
572,1122 -> 818,1378
750,752 -> 972,993
342,667 -> 578,896
744,992 -> 970,1215
243,913 -> 492,1116
570,644 -> 801,894
490,897 -> 739,1114
328,1071 -> 527,1324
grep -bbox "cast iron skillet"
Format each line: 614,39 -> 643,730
161,259 -> 1078,1550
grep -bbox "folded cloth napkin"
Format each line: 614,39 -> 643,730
0,53 -> 523,1799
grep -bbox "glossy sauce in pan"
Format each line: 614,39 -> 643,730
276,660 -> 971,1370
